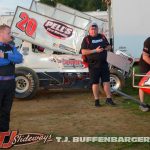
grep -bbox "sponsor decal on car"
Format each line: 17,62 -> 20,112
44,20 -> 73,39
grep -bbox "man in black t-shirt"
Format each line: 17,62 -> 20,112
139,37 -> 150,111
81,23 -> 116,107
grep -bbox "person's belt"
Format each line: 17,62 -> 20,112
0,75 -> 15,81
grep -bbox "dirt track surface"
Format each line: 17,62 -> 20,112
10,90 -> 150,150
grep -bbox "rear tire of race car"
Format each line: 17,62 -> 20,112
15,67 -> 39,100
109,69 -> 125,93
99,69 -> 125,94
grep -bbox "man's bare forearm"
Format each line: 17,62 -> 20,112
81,49 -> 96,55
82,46 -> 104,55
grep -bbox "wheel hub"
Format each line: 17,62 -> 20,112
110,75 -> 120,91
15,76 -> 30,93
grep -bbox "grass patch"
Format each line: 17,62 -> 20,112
88,141 -> 150,150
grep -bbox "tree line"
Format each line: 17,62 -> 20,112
40,0 -> 107,11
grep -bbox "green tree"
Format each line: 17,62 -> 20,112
40,0 -> 107,11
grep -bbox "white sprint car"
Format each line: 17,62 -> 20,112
15,41 -> 133,99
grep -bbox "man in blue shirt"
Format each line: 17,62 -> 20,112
0,25 -> 23,133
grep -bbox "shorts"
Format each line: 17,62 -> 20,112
89,66 -> 110,84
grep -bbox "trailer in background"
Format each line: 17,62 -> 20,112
0,15 -> 13,25
110,0 -> 150,60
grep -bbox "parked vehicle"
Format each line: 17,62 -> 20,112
10,1 -> 132,99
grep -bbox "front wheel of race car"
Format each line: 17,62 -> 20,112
15,67 -> 39,100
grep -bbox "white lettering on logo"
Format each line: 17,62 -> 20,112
44,20 -> 73,39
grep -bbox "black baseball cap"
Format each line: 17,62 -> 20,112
90,22 -> 98,28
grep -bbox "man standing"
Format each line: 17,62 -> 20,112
0,25 -> 23,132
81,23 -> 116,107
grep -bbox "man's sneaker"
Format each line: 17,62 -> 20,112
139,104 -> 149,112
106,98 -> 116,106
95,99 -> 101,107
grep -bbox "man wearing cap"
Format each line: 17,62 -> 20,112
0,25 -> 23,132
81,23 -> 116,107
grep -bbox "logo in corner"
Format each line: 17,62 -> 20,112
0,131 -> 53,149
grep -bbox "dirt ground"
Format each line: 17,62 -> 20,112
9,89 -> 150,150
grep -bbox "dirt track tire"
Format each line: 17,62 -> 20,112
15,67 -> 39,100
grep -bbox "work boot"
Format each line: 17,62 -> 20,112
106,98 -> 116,106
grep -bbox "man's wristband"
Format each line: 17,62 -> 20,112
92,49 -> 97,53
